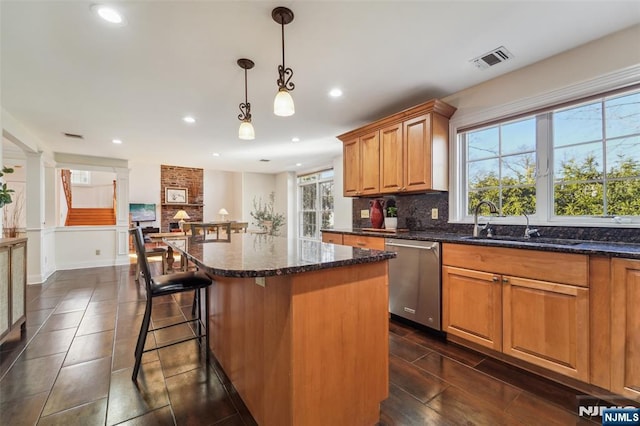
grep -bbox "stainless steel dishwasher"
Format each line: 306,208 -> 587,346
385,239 -> 441,330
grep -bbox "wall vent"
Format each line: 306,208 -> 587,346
63,132 -> 84,139
470,46 -> 513,70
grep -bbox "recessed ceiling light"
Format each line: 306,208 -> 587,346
91,5 -> 125,25
292,137 -> 300,142
296,163 -> 302,167
329,88 -> 343,98
183,116 -> 196,124
212,152 -> 220,157
112,139 -> 122,144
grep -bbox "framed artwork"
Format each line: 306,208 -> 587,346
165,187 -> 188,204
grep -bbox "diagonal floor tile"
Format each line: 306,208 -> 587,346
37,398 -> 108,426
22,328 -> 76,360
42,356 -> 111,417
0,353 -> 65,403
0,391 -> 49,426
106,361 -> 169,425
64,330 -> 114,367
112,406 -> 175,426
76,312 -> 116,336
380,382 -> 456,426
165,366 -> 236,425
389,354 -> 449,404
40,311 -> 85,332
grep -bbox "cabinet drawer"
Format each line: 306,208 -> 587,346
443,243 -> 588,287
343,235 -> 385,250
322,232 -> 344,245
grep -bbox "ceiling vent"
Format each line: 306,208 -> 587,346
63,132 -> 84,139
471,46 -> 513,70
259,159 -> 271,162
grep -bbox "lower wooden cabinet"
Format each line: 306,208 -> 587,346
610,258 -> 640,400
442,243 -> 590,381
502,276 -> 589,381
442,266 -> 502,350
0,238 -> 27,342
321,232 -> 343,245
342,234 -> 385,250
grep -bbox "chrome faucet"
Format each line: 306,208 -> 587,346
522,213 -> 540,239
473,201 -> 498,237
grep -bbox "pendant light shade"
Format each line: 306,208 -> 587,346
237,58 -> 255,140
238,121 -> 255,140
272,7 -> 295,117
274,88 -> 295,117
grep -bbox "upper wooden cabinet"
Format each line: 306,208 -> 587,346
338,99 -> 456,197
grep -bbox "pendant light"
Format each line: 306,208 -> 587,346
272,7 -> 295,117
237,58 -> 255,140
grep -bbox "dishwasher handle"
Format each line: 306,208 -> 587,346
385,242 -> 434,250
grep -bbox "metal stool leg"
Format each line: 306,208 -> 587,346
132,297 -> 153,381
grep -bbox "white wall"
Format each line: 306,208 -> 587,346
203,170 -> 238,221
443,24 -> 640,122
241,172 -> 277,230
128,162 -> 161,228
332,155 -> 352,230
55,227 -> 118,270
275,171 -> 296,238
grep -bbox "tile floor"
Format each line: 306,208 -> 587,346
0,263 -> 608,425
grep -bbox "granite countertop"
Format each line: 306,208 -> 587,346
324,228 -> 640,259
166,233 -> 396,278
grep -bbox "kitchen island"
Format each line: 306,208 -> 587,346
167,233 -> 396,426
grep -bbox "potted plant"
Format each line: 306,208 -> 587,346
0,166 -> 15,209
250,192 -> 285,236
385,201 -> 398,230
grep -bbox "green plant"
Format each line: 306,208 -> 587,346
386,206 -> 398,218
250,192 -> 285,236
0,167 -> 15,209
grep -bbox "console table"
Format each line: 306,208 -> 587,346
0,238 -> 27,342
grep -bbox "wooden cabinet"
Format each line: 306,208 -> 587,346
442,266 -> 502,350
321,232 -> 343,245
338,99 -> 456,197
442,243 -> 589,381
342,234 -> 385,250
342,131 -> 380,197
0,238 -> 27,342
610,258 -> 640,400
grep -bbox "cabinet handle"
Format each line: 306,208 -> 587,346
492,276 -> 499,282
502,277 -> 509,283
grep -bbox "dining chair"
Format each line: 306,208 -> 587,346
129,226 -> 213,381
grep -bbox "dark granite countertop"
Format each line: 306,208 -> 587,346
324,228 -> 640,259
166,233 -> 396,278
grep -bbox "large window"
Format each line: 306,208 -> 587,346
298,170 -> 334,240
460,87 -> 640,223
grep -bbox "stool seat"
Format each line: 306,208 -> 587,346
151,271 -> 211,296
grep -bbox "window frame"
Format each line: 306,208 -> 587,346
449,68 -> 640,228
297,169 -> 335,240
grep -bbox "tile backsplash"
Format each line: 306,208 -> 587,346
352,192 -> 640,243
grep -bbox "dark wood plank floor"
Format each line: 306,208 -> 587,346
0,263 -> 603,425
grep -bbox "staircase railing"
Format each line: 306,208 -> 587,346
112,179 -> 117,216
61,169 -> 72,226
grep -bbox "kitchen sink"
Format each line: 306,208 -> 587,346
462,235 -> 584,246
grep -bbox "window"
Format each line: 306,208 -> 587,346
459,87 -> 640,224
70,170 -> 90,185
298,169 -> 334,240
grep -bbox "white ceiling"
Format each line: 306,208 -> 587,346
2,1 -> 639,174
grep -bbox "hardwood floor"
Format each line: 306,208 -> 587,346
0,264 -> 604,425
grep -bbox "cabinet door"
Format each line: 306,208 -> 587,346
360,131 -> 380,195
0,246 -> 10,339
343,137 -> 360,197
503,276 -> 589,381
403,114 -> 432,192
10,242 -> 26,327
321,232 -> 343,245
380,123 -> 403,193
611,258 -> 640,399
442,266 -> 502,350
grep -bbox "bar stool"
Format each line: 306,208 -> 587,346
129,227 -> 213,381
135,246 -> 167,281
